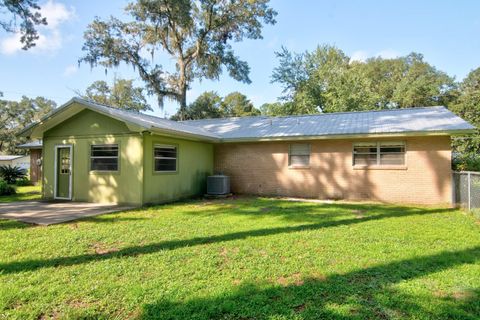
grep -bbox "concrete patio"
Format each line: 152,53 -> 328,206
0,201 -> 136,225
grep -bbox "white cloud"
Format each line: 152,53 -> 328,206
350,49 -> 401,63
350,50 -> 369,63
376,49 -> 400,59
0,0 -> 75,55
63,64 -> 78,77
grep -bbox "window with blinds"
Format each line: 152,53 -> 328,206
289,143 -> 310,167
353,142 -> 405,166
154,145 -> 177,172
90,144 -> 119,171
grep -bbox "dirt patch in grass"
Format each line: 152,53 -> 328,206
67,299 -> 92,309
293,303 -> 306,313
352,209 -> 366,219
90,243 -> 119,255
452,289 -> 476,301
232,279 -> 242,286
276,273 -> 304,287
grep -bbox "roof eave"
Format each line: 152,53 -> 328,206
218,129 -> 476,143
150,127 -> 220,142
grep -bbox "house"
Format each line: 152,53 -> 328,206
0,155 -> 30,171
19,97 -> 474,206
17,140 -> 43,184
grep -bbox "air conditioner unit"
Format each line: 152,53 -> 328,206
207,175 -> 231,195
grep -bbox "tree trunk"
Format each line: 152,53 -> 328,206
178,59 -> 188,121
179,86 -> 187,121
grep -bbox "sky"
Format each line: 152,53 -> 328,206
0,0 -> 479,118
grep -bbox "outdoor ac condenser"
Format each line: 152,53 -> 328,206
207,175 -> 231,195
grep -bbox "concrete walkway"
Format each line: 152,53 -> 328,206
0,201 -> 136,225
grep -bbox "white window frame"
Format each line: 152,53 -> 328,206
288,143 -> 311,168
353,141 -> 406,167
154,144 -> 178,173
90,144 -> 119,172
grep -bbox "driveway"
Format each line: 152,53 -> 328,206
0,201 -> 136,225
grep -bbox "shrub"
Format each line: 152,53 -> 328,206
0,180 -> 16,196
16,178 -> 33,186
452,153 -> 480,172
0,165 -> 27,184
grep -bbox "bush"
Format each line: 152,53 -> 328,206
452,153 -> 480,172
0,165 -> 27,184
16,178 -> 33,186
0,180 -> 16,196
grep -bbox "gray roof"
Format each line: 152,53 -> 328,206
183,106 -> 475,141
20,97 -> 474,142
0,155 -> 24,161
72,98 -> 220,140
19,97 -> 220,141
17,140 -> 43,149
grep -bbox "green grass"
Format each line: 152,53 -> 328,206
0,185 -> 41,203
1,197 -> 479,319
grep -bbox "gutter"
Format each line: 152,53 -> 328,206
216,129 -> 476,143
150,127 -> 221,143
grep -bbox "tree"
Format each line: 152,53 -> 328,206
391,53 -> 456,108
0,96 -> 55,154
84,80 -> 110,105
451,67 -> 480,168
272,45 -> 373,114
0,0 -> 47,49
171,91 -> 223,120
270,45 -> 456,116
82,78 -> 152,112
259,102 -> 293,116
221,92 -> 260,117
80,0 -> 277,119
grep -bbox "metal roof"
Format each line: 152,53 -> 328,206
20,98 -> 474,142
17,140 -> 43,149
183,106 -> 475,141
19,97 -> 221,141
71,98 -> 221,140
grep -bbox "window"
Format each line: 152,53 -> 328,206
59,148 -> 70,174
289,143 -> 310,167
90,144 -> 119,171
154,145 -> 177,172
353,142 -> 405,166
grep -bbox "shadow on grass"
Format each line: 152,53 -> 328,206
140,246 -> 480,319
0,219 -> 33,231
185,197 -> 453,224
0,204 -> 450,274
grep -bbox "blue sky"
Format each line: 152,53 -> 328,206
0,0 -> 479,117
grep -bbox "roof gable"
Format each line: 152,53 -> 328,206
44,109 -> 132,137
19,97 -> 220,142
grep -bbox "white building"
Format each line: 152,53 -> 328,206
0,155 -> 30,170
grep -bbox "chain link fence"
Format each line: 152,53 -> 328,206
453,171 -> 480,210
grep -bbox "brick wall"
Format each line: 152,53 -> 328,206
214,136 -> 452,205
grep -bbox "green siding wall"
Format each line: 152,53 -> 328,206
45,108 -> 132,137
43,109 -> 144,205
42,107 -> 214,205
142,134 -> 214,204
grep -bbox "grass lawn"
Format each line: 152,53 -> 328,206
1,197 -> 479,319
0,185 -> 41,203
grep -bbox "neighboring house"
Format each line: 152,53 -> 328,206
17,140 -> 43,183
19,97 -> 474,206
0,155 -> 30,171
